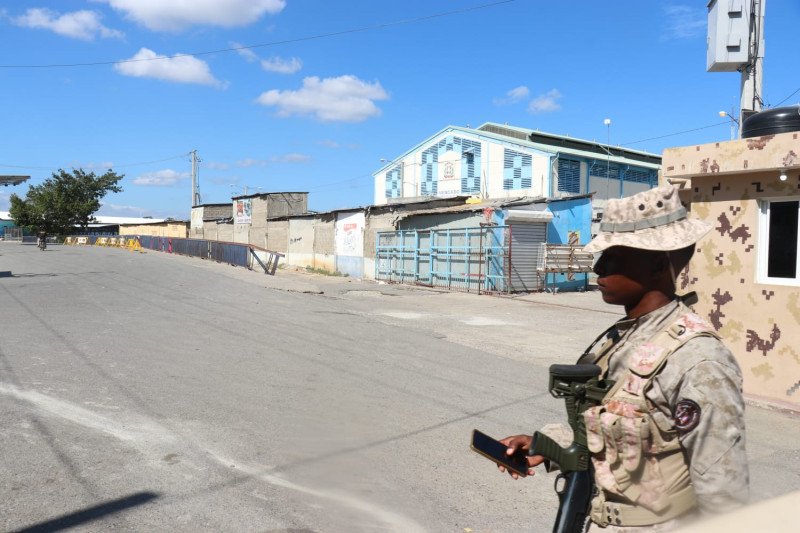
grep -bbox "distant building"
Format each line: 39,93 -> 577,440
190,192 -> 309,245
373,122 -> 662,227
0,212 -> 165,236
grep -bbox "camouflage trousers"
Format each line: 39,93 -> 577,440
585,515 -> 694,532
586,520 -> 678,532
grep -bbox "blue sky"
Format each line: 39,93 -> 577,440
0,0 -> 797,219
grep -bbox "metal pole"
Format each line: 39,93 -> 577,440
191,150 -> 197,207
739,0 -> 765,135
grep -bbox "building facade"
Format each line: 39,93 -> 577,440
373,122 -> 662,223
662,130 -> 800,411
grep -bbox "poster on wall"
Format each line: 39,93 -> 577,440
235,199 -> 252,224
190,208 -> 203,229
335,213 -> 364,257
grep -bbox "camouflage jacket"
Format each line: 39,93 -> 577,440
592,299 -> 749,515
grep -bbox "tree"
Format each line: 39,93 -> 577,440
9,168 -> 123,235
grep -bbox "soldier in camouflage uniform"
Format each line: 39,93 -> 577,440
498,184 -> 749,531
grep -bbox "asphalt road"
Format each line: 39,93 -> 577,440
1,242 -> 798,533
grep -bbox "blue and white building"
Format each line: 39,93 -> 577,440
374,122 -> 662,221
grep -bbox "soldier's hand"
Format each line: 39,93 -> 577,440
498,435 -> 544,479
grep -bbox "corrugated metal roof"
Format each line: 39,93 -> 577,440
375,123 -> 661,174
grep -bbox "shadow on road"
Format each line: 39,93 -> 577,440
0,271 -> 58,278
10,491 -> 159,533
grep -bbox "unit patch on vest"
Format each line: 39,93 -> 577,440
674,399 -> 701,432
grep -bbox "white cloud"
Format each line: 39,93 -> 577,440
316,139 -> 361,149
12,8 -> 123,40
231,41 -> 259,62
114,48 -> 226,87
132,169 -> 190,186
528,89 -> 563,114
231,41 -> 301,75
256,75 -> 389,123
261,56 -> 302,74
493,86 -> 530,105
271,153 -> 311,164
99,0 -> 286,32
236,159 -> 269,167
205,161 -> 230,170
663,6 -> 706,40
84,161 -> 115,170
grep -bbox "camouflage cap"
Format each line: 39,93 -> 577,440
584,184 -> 712,253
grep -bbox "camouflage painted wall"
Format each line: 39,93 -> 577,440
664,131 -> 800,410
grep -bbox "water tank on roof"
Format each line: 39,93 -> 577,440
741,105 -> 800,138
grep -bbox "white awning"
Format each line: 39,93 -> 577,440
504,209 -> 553,223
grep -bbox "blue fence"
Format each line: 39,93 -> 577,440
72,235 -> 281,274
375,226 -> 510,294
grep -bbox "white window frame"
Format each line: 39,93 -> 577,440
757,198 -> 800,286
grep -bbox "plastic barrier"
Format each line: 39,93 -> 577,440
125,238 -> 144,252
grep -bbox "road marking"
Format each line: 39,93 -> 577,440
380,311 -> 425,320
1,382 -> 426,532
205,450 -> 427,533
460,317 -> 518,326
0,383 -> 171,443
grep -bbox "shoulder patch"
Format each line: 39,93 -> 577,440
674,399 -> 701,432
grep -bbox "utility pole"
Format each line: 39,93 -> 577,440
190,150 -> 201,207
739,0 -> 765,131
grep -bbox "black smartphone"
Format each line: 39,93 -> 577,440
470,429 -> 529,477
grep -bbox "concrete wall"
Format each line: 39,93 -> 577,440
363,210 -> 398,280
313,214 -> 336,272
201,221 -> 233,242
120,222 -> 188,238
287,218 -> 315,268
397,211 -> 486,231
267,193 -> 307,218
265,220 -> 289,253
663,131 -> 800,410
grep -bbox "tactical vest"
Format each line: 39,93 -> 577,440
584,304 -> 719,528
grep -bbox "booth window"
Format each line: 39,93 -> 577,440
758,199 -> 800,284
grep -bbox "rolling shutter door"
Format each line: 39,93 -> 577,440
509,223 -> 546,292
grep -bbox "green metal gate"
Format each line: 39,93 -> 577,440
375,226 -> 510,294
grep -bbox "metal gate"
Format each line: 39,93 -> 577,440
375,226 -> 510,294
508,223 -> 547,292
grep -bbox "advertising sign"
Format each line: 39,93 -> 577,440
235,199 -> 252,224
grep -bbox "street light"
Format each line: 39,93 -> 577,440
719,110 -> 739,140
604,119 -> 611,199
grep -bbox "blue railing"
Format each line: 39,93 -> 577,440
375,226 -> 510,294
71,235 -> 281,274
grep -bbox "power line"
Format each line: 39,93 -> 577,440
618,122 -> 727,147
0,153 -> 188,171
0,1 -> 516,69
775,87 -> 800,107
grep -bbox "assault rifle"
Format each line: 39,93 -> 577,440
529,364 -> 615,533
